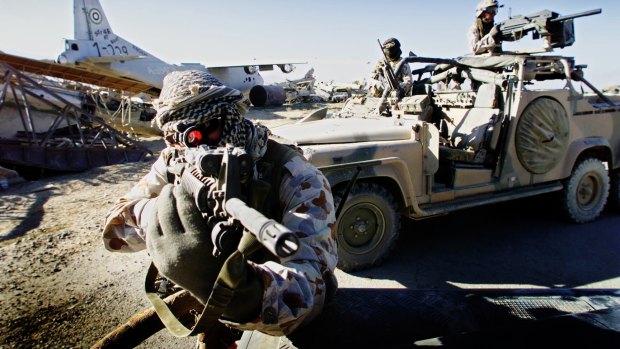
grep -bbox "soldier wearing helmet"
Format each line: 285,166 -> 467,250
367,37 -> 413,97
468,0 -> 502,55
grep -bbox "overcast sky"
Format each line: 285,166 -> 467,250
0,0 -> 617,87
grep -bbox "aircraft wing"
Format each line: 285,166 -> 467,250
205,61 -> 307,73
0,52 -> 160,95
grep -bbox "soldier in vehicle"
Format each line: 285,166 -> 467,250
367,37 -> 413,97
101,70 -> 338,347
469,0 -> 502,55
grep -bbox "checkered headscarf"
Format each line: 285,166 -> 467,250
153,70 -> 270,160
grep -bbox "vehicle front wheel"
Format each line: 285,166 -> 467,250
561,158 -> 610,223
334,182 -> 401,272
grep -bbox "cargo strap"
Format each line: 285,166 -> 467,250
145,232 -> 262,337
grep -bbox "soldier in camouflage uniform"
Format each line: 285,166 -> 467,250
468,0 -> 502,55
102,70 -> 338,346
367,37 -> 413,97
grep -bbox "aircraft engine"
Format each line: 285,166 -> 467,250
278,64 -> 295,74
244,65 -> 259,75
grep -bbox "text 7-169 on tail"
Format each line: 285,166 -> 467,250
271,52 -> 620,272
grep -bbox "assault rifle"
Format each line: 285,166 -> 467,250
166,144 -> 299,258
377,39 -> 401,96
499,8 -> 601,49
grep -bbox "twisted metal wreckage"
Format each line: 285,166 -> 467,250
0,61 -> 152,174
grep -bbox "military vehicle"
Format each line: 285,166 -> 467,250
271,50 -> 620,271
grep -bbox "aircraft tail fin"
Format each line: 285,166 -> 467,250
71,0 -> 156,60
74,0 -> 113,40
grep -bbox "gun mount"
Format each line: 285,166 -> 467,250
499,8 -> 601,50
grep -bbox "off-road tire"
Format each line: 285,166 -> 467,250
334,182 -> 401,272
561,158 -> 610,223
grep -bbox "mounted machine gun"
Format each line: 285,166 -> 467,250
499,8 -> 601,49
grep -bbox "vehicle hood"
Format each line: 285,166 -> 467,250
271,118 -> 413,145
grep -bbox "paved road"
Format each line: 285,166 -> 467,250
336,193 -> 620,290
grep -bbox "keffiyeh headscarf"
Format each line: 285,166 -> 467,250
153,70 -> 270,160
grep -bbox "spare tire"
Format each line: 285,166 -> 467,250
515,98 -> 569,174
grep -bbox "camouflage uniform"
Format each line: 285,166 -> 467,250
102,146 -> 338,336
469,0 -> 501,55
367,57 -> 413,97
468,19 -> 501,55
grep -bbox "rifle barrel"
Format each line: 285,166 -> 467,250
550,8 -> 601,23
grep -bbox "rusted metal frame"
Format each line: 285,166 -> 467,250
39,106 -> 72,147
17,84 -> 81,144
10,64 -> 79,107
71,110 -> 87,146
74,104 -> 142,150
9,83 -> 37,143
90,123 -> 108,147
12,66 -> 120,149
14,73 -> 40,142
3,62 -> 152,156
88,116 -> 139,151
17,86 -> 89,146
0,75 -> 28,138
94,119 -> 118,147
0,70 -> 12,114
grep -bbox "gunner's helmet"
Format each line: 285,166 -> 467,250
476,0 -> 499,18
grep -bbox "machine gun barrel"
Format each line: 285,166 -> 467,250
225,198 -> 299,258
550,8 -> 601,23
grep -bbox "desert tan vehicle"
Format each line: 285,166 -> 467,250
271,53 -> 620,271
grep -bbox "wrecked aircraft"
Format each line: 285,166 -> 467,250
249,69 -> 367,107
0,62 -> 152,177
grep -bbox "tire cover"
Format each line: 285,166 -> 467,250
515,98 -> 569,174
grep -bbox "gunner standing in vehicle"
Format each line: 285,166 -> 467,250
469,0 -> 502,55
102,70 -> 338,347
368,37 -> 413,97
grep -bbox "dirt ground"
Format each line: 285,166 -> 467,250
0,103 -> 340,349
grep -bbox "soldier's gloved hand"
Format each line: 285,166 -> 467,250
489,24 -> 501,40
145,184 -> 223,304
220,250 -> 264,323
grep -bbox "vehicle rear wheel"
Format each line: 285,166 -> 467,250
334,182 -> 401,272
562,158 -> 609,223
